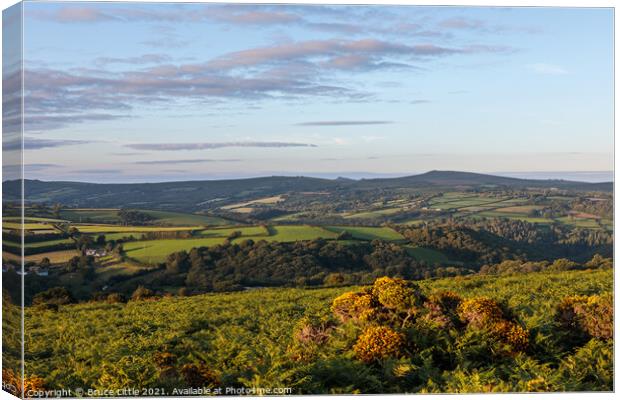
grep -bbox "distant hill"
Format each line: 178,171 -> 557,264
357,170 -> 613,190
2,171 -> 612,210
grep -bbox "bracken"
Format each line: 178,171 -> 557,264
556,293 -> 613,340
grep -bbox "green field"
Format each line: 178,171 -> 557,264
59,209 -> 121,223
124,237 -> 229,263
2,222 -> 56,230
59,208 -> 232,226
343,207 -> 403,219
21,268 -> 613,393
2,249 -> 80,264
197,226 -> 269,238
5,216 -> 67,223
325,226 -> 404,241
241,225 -> 339,242
76,225 -> 203,234
139,210 -> 232,226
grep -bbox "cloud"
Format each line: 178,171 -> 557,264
134,159 -> 242,164
125,142 -> 317,151
297,120 -> 394,126
94,54 -> 172,66
23,8 -> 513,131
439,17 -> 486,30
72,169 -> 123,174
4,137 -> 95,151
526,63 -> 568,75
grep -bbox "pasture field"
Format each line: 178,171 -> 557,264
94,261 -> 152,283
405,245 -> 449,264
492,205 -> 544,214
2,222 -> 56,230
139,210 -> 232,226
21,239 -> 74,248
343,207 -> 403,219
221,195 -> 284,210
21,268 -> 612,393
2,249 -> 80,264
555,216 -> 601,229
124,237 -> 228,263
241,225 -> 339,243
5,216 -> 67,223
198,226 -> 269,238
59,209 -> 121,223
59,208 -> 231,226
76,225 -> 203,234
325,226 -> 404,241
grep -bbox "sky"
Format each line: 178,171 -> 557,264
3,2 -> 615,182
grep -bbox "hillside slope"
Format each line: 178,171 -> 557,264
19,268 -> 613,394
3,171 -> 611,210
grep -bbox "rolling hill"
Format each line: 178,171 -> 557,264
2,171 -> 611,210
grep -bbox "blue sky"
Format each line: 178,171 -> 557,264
8,2 -> 614,182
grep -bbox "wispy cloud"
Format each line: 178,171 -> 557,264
4,137 -> 95,151
526,63 -> 568,75
134,158 -> 241,164
72,169 -> 123,174
94,54 -> 172,66
125,142 -> 317,151
297,120 -> 394,126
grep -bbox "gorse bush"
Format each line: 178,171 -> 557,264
353,326 -> 404,363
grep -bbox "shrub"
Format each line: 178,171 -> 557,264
153,352 -> 177,369
371,277 -> 419,312
32,287 -> 75,307
131,286 -> 156,301
106,293 -> 126,303
423,290 -> 463,328
457,297 -> 503,328
293,316 -> 334,346
353,325 -> 404,363
180,363 -> 220,388
331,291 -> 376,322
556,293 -> 613,340
490,320 -> 529,351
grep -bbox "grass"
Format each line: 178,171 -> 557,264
197,226 -> 269,238
2,222 -> 56,230
76,225 -> 203,234
221,195 -> 284,210
343,207 -> 403,219
325,226 -> 404,241
59,208 -> 232,226
59,209 -> 121,223
493,205 -> 544,214
123,238 -> 228,263
242,225 -> 339,242
138,210 -> 232,226
3,250 -> 80,264
405,246 -> 449,264
5,216 -> 67,223
555,217 -> 601,229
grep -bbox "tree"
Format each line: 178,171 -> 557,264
39,257 -> 51,269
131,285 -> 155,301
32,287 -> 75,306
